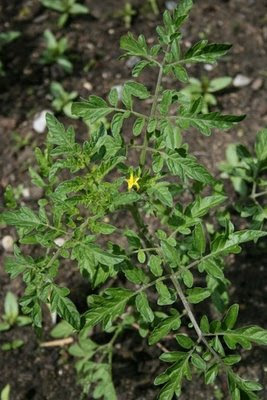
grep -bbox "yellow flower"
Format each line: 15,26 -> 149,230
126,172 -> 140,191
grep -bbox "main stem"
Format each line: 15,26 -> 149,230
170,274 -> 222,361
139,65 -> 163,167
139,42 -> 171,168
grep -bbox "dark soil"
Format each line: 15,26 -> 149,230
0,0 -> 267,399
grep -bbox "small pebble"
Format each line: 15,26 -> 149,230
251,77 -> 263,91
54,237 -> 65,247
165,1 -> 177,10
126,56 -> 140,69
102,72 -> 109,79
1,235 -> 14,252
22,187 -> 30,199
83,81 -> 93,91
233,74 -> 251,88
108,28 -> 115,35
204,64 -> 215,71
33,110 -> 51,133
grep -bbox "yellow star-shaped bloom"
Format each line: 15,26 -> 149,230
126,172 -> 140,191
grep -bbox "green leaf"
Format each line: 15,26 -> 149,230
211,230 -> 267,257
137,250 -> 146,263
108,87 -> 119,107
124,81 -> 150,99
1,384 -> 10,400
132,60 -> 151,77
191,354 -> 206,370
181,269 -> 194,288
223,304 -> 239,330
172,64 -> 188,83
186,287 -> 211,304
205,364 -> 219,384
160,351 -> 188,363
87,244 -> 124,266
111,112 -> 126,135
209,77 -> 232,92
85,288 -> 133,328
176,334 -> 194,349
149,310 -> 180,345
50,320 -> 74,338
155,355 -> 190,400
72,96 -> 113,123
4,292 -> 18,323
50,285 -> 80,330
135,292 -> 154,323
178,110 -> 246,136
223,355 -> 241,366
190,195 -> 227,218
148,255 -> 163,277
255,128 -> 267,161
120,33 -> 148,57
156,281 -> 176,305
200,315 -> 210,333
150,182 -> 173,207
175,0 -> 193,16
228,370 -> 263,400
224,326 -> 267,350
2,207 -> 42,231
165,152 -> 214,184
184,41 -> 232,64
199,258 -> 224,280
46,113 -> 75,147
193,223 -> 206,254
133,117 -> 145,136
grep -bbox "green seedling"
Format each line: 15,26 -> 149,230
40,29 -> 73,73
181,76 -> 232,113
40,0 -> 89,27
50,81 -> 78,117
0,292 -> 32,331
2,2 -> 267,399
0,385 -> 10,400
115,2 -> 136,29
1,340 -> 24,351
220,128 -> 267,230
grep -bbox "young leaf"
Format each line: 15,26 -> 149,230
148,254 -> 163,277
186,287 -> 211,304
149,310 -> 181,345
72,96 -> 113,123
223,304 -> 239,330
255,128 -> 267,161
135,292 -> 154,323
50,285 -> 80,330
85,288 -> 133,328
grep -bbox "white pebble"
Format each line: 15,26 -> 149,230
204,64 -> 214,71
1,235 -> 14,252
33,110 -> 51,133
54,237 -> 65,247
83,81 -> 93,91
126,56 -> 140,69
233,74 -> 251,88
165,1 -> 177,10
22,187 -> 30,199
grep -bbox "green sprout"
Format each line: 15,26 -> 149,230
50,81 -> 78,117
40,29 -> 73,73
181,76 -> 232,113
40,0 -> 89,27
